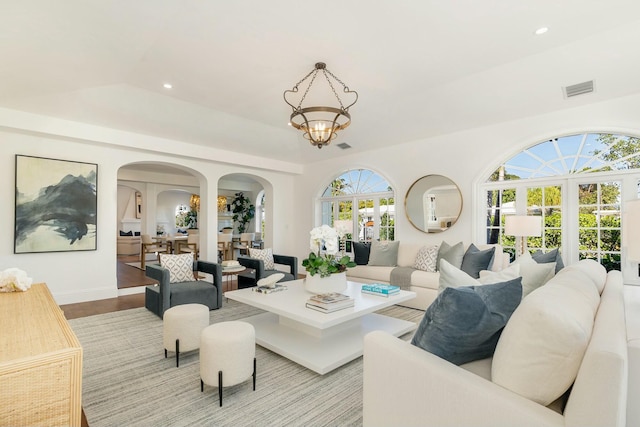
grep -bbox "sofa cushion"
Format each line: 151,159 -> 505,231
160,253 -> 196,283
413,245 -> 439,272
368,241 -> 400,267
492,267 -> 599,406
411,277 -> 522,365
249,247 -> 274,270
346,265 -> 395,282
532,248 -> 565,273
460,244 -> 496,278
353,241 -> 371,265
436,241 -> 464,271
561,258 -> 607,294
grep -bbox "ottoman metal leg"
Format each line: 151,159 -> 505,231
218,371 -> 223,407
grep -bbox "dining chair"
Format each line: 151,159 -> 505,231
217,233 -> 233,261
140,234 -> 170,269
234,233 -> 254,258
178,234 -> 199,261
251,232 -> 263,249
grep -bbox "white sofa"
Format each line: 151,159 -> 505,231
363,260 -> 629,427
346,243 -> 509,310
117,234 -> 141,255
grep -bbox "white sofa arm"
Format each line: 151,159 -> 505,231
362,331 -> 563,427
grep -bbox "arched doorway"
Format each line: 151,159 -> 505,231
116,162 -> 202,289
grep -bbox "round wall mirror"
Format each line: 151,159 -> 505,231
405,175 -> 462,233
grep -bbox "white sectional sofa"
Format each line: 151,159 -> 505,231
346,243 -> 509,310
363,260 -> 629,427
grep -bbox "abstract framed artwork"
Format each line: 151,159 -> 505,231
14,155 -> 98,254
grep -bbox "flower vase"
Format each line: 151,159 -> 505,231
304,271 -> 347,294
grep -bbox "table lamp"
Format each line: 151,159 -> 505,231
505,215 -> 542,256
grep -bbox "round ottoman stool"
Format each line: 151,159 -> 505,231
200,321 -> 256,406
163,303 -> 209,367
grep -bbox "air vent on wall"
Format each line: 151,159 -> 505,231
336,142 -> 352,149
563,80 -> 594,98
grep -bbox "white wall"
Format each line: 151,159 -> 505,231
0,113 -> 298,304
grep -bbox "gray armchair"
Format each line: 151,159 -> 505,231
144,260 -> 223,318
237,254 -> 298,289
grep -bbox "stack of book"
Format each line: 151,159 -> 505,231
361,284 -> 401,297
252,284 -> 287,294
305,292 -> 354,313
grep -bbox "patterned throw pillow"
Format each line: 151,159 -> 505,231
160,253 -> 196,283
249,247 -> 275,270
414,245 -> 439,272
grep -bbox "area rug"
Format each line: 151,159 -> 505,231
68,301 -> 423,427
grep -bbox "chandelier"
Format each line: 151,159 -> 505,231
283,62 -> 358,149
217,196 -> 227,212
190,194 -> 200,212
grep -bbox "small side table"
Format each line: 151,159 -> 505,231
222,266 -> 246,292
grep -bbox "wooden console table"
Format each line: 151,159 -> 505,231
0,283 -> 83,426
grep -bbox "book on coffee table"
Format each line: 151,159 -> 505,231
306,292 -> 354,313
252,284 -> 287,294
305,299 -> 355,313
361,284 -> 400,296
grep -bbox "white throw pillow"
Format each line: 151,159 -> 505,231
438,259 -> 479,292
439,260 -> 521,294
160,253 -> 196,283
249,247 -> 275,270
414,245 -> 439,272
492,282 -> 596,406
513,251 -> 556,297
478,263 -> 521,284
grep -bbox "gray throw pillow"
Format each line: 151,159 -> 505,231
436,241 -> 464,271
411,277 -> 522,365
352,241 -> 371,265
532,248 -> 564,273
368,240 -> 400,267
460,244 -> 496,278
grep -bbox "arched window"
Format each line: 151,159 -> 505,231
255,190 -> 265,237
480,133 -> 640,274
319,169 -> 395,242
175,203 -> 189,229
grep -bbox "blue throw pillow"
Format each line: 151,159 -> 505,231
352,241 -> 371,265
411,277 -> 522,365
532,248 -> 564,273
460,244 -> 496,278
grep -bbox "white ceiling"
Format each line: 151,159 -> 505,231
2,0 -> 640,165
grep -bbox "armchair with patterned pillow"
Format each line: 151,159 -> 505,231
237,248 -> 298,289
144,254 -> 223,318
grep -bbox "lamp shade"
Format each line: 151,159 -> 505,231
505,215 -> 542,237
625,199 -> 640,262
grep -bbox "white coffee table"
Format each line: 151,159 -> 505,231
224,279 -> 417,374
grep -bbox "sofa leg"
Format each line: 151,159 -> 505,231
176,338 -> 180,368
201,379 -> 204,392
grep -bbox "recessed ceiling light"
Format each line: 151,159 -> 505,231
163,83 -> 173,89
534,27 -> 549,35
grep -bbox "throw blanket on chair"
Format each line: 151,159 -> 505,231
390,267 -> 415,290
